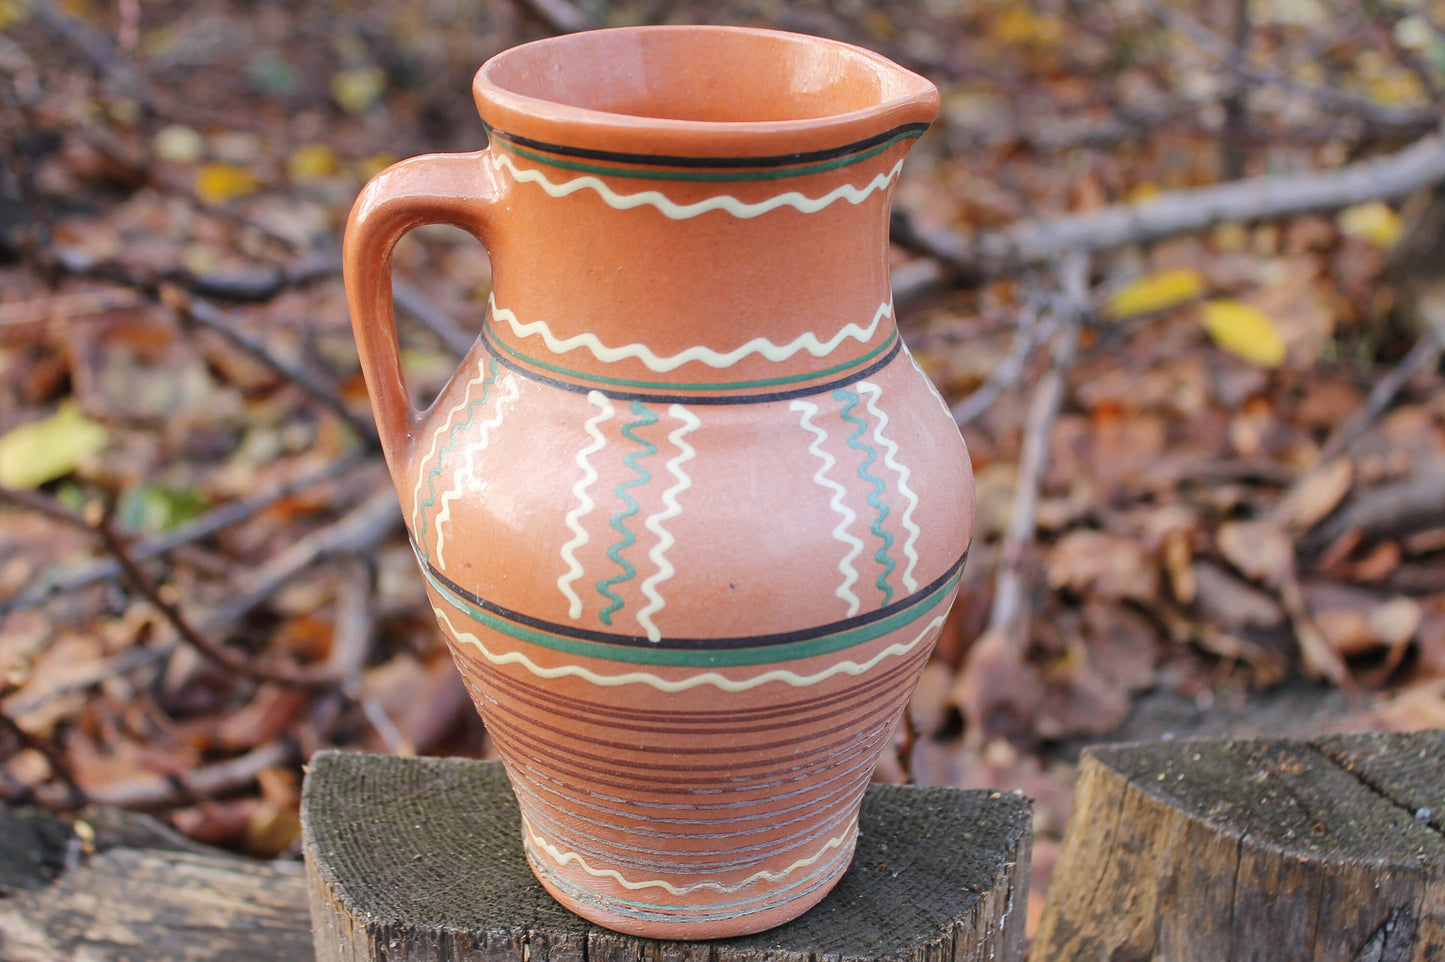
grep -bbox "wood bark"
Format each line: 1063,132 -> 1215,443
0,801 -> 312,961
301,751 -> 1032,962
1033,730 -> 1445,961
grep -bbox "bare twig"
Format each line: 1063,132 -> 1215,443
1304,468 -> 1445,553
985,253 -> 1090,641
84,739 -> 296,810
0,486 -> 343,690
2,450 -> 367,616
951,296 -> 1057,427
0,707 -> 87,807
394,279 -> 477,357
202,487 -> 401,630
1219,0 -> 1252,181
1149,0 -> 1437,130
161,285 -> 379,444
905,132 -> 1445,281
1318,327 -> 1445,464
511,0 -> 595,34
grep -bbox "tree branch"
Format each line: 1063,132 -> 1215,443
905,132 -> 1445,282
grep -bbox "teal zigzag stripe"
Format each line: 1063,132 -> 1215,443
416,357 -> 500,563
834,388 -> 895,605
596,401 -> 659,625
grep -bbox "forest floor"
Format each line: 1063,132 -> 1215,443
4,0 -> 1445,939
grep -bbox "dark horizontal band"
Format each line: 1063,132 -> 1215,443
486,122 -> 931,171
480,323 -> 904,406
420,543 -> 967,653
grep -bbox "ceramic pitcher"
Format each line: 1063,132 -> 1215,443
343,25 -> 975,940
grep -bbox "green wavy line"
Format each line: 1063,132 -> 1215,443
416,357 -> 499,562
596,401 -> 659,625
834,388 -> 894,605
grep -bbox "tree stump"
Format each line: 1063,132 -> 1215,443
0,801 -> 312,961
1033,730 -> 1445,961
301,751 -> 1032,962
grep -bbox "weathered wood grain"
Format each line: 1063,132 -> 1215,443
302,751 -> 1032,962
1033,730 -> 1445,962
0,801 -> 313,961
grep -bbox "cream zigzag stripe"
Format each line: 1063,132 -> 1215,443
434,374 -> 520,569
558,391 -> 613,619
490,296 -> 893,373
636,404 -> 700,643
791,399 -> 863,617
494,152 -> 904,221
856,381 -> 921,593
434,608 -> 945,693
411,367 -> 490,536
522,813 -> 857,896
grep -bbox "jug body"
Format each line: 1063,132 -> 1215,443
344,25 -> 975,940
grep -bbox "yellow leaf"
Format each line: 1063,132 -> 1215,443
991,7 -> 1064,47
1200,300 -> 1287,367
287,144 -> 342,183
1338,201 -> 1401,249
331,67 -> 386,114
1107,268 -> 1206,319
0,401 -> 108,489
0,0 -> 31,30
195,163 -> 259,204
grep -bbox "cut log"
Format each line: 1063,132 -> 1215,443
1033,730 -> 1445,961
0,800 -> 312,961
301,751 -> 1032,962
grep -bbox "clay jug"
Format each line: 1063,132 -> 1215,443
343,25 -> 975,940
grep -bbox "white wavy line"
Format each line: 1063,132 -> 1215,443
434,608 -> 945,693
791,399 -> 862,617
906,347 -> 954,422
636,404 -> 700,643
557,391 -> 613,619
410,367 -> 491,536
856,382 -> 920,593
495,151 -> 904,221
521,813 -> 857,896
433,375 -> 519,569
490,296 -> 892,373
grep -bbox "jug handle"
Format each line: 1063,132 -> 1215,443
343,150 -> 496,475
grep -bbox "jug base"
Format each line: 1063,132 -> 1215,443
522,832 -> 857,940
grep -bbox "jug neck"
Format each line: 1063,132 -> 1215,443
477,130 -> 921,405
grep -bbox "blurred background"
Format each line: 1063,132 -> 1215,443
3,0 -> 1445,938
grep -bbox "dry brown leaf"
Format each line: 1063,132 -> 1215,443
952,627 -> 1046,746
1191,561 -> 1287,628
1278,456 -> 1353,531
1217,519 -> 1294,588
1046,529 -> 1160,603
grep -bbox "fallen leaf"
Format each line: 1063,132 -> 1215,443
152,125 -> 204,163
1047,529 -> 1160,603
1278,457 -> 1353,531
1339,201 -> 1401,249
331,66 -> 386,114
0,400 -> 108,489
194,163 -> 259,204
1191,561 -> 1286,629
1106,268 -> 1206,320
1216,519 -> 1293,588
287,144 -> 342,183
1200,300 -> 1288,367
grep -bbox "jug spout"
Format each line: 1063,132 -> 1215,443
469,27 -> 938,400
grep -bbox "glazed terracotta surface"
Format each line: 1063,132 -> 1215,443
343,25 -> 975,940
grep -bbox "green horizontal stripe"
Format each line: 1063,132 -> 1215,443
422,562 -> 963,669
487,327 -> 898,393
502,129 -> 924,183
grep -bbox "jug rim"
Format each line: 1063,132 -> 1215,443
472,25 -> 939,162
